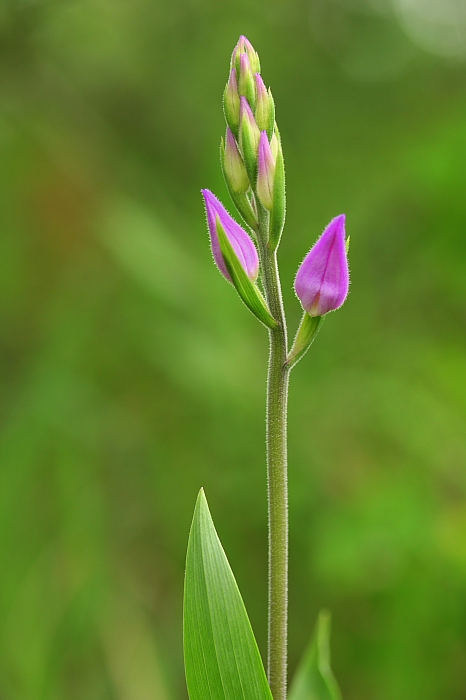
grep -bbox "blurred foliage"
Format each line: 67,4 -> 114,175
1,0 -> 466,699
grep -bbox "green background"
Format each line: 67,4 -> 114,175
1,0 -> 466,698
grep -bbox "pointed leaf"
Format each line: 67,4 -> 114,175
288,610 -> 342,700
216,220 -> 277,329
184,489 -> 274,700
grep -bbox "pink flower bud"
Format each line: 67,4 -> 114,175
202,189 -> 259,282
270,131 -> 279,160
223,68 -> 240,133
223,128 -> 249,194
238,53 -> 255,108
295,215 -> 349,317
239,96 -> 260,153
254,74 -> 274,132
231,35 -> 261,74
256,131 -> 275,210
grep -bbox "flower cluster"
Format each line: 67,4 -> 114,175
201,36 -> 349,332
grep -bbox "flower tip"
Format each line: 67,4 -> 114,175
327,212 -> 346,232
233,35 -> 260,73
201,188 -> 213,204
255,72 -> 267,94
335,212 -> 346,225
333,213 -> 346,231
239,35 -> 253,49
239,51 -> 251,74
225,126 -> 235,143
321,213 -> 347,248
240,95 -> 255,122
258,130 -> 273,169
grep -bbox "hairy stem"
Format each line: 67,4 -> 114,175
257,208 -> 289,700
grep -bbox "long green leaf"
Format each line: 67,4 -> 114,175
184,489 -> 273,700
288,610 -> 342,700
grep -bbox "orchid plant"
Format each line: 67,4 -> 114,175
184,36 -> 349,700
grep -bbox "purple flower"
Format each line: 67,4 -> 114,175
294,215 -> 349,316
202,189 -> 259,282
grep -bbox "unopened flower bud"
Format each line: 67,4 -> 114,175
223,68 -> 240,134
202,189 -> 259,282
231,36 -> 244,71
295,215 -> 349,317
243,36 -> 261,73
238,53 -> 256,109
270,131 -> 280,161
256,131 -> 275,210
223,128 -> 249,194
239,96 -> 261,181
239,97 -> 260,148
254,74 -> 275,135
231,35 -> 261,75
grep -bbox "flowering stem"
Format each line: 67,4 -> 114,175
199,34 -> 349,700
256,207 -> 289,700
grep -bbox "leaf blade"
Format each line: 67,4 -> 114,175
184,489 -> 274,700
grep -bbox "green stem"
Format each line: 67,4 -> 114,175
256,208 -> 289,700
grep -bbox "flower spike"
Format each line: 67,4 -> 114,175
294,215 -> 349,317
201,189 -> 259,282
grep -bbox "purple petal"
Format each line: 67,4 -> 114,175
201,189 -> 259,282
295,215 -> 349,316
